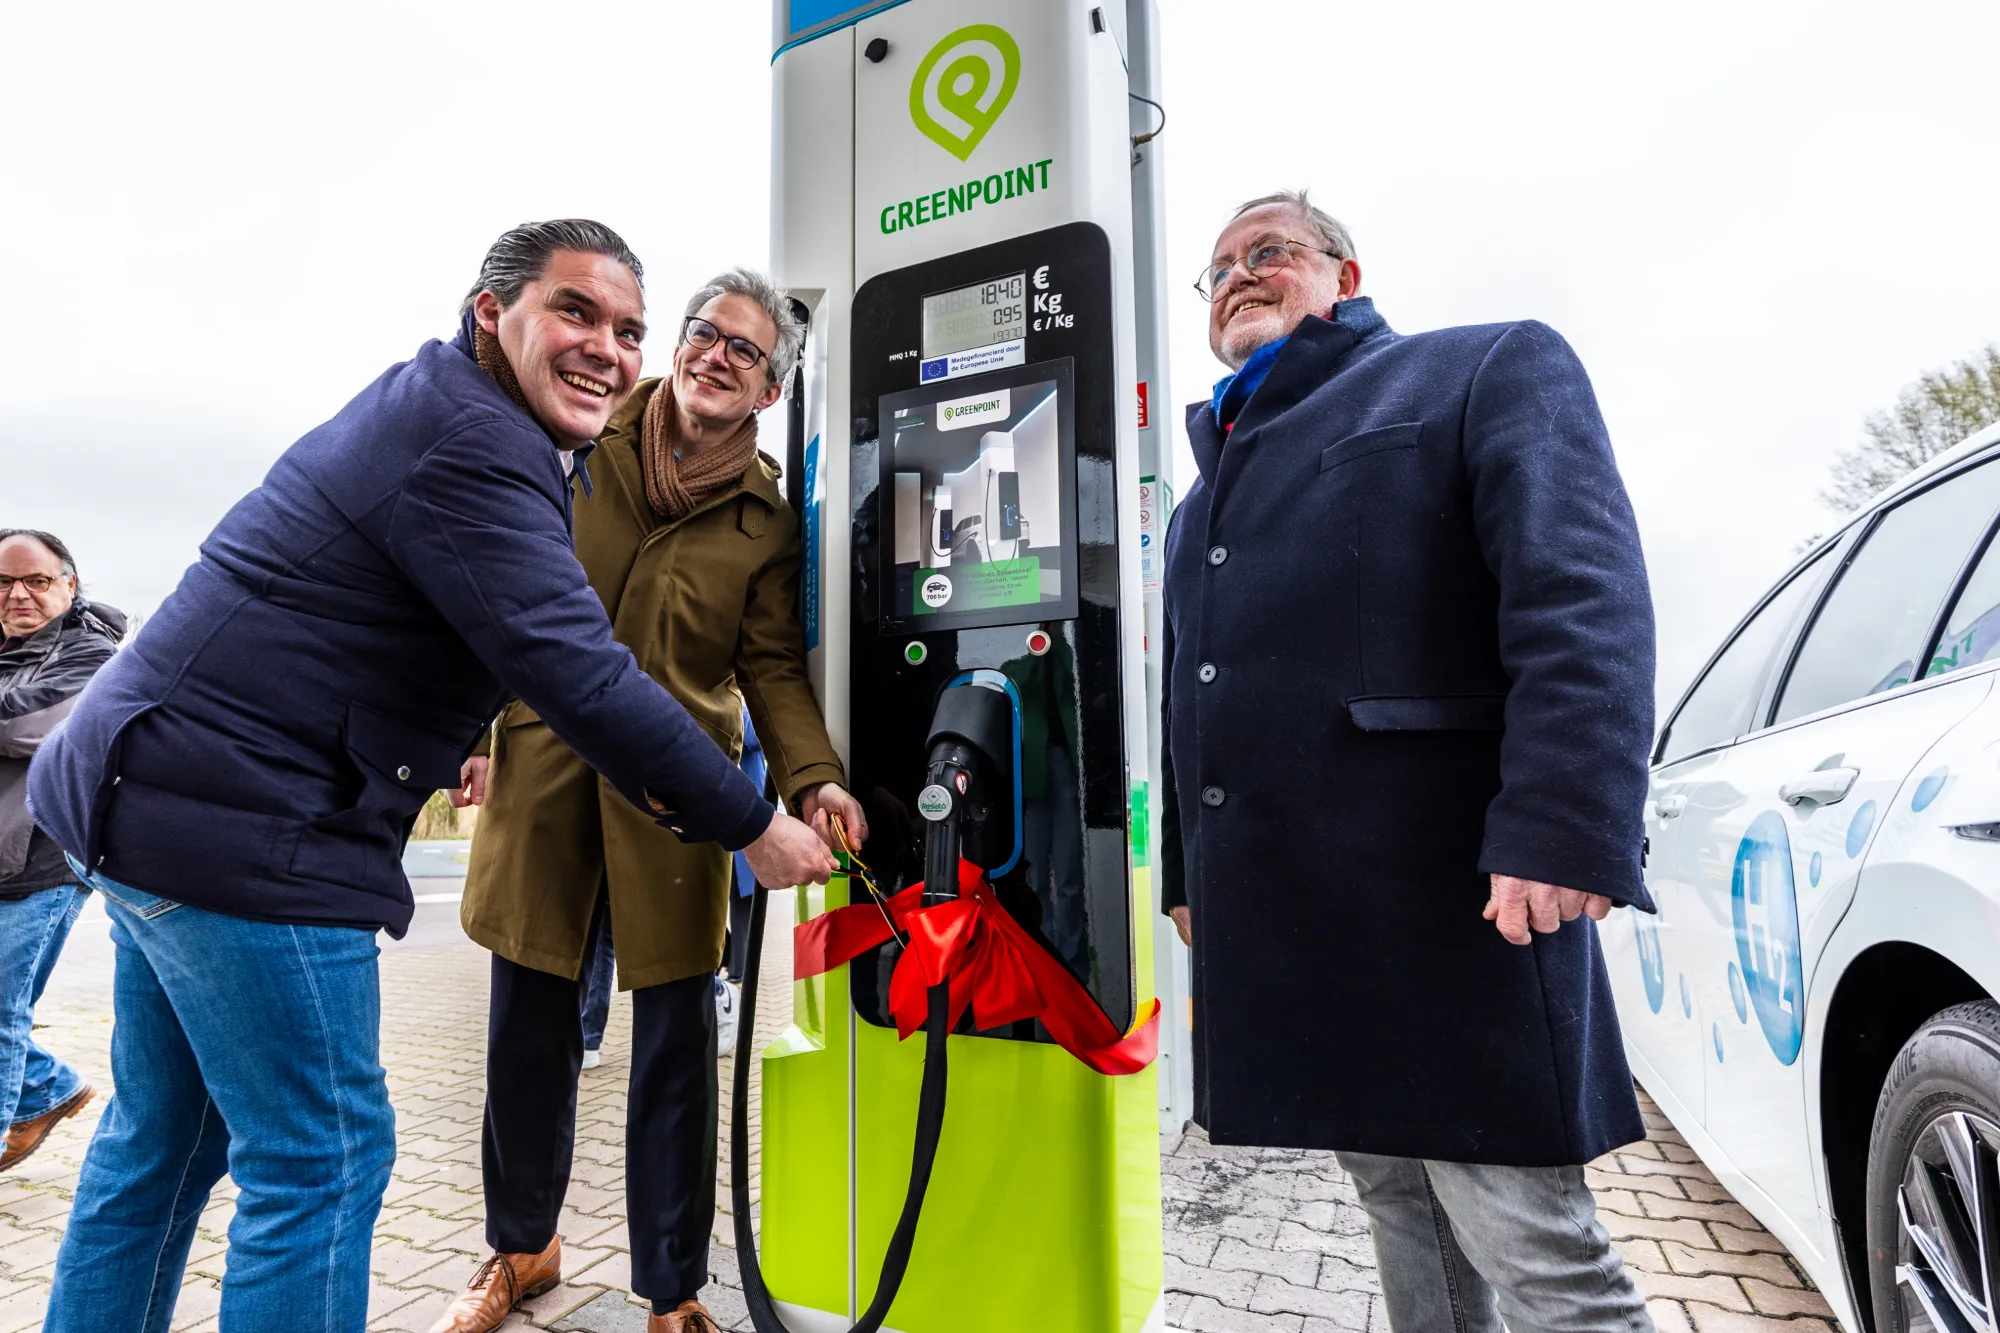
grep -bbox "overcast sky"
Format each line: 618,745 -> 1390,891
5,0 -> 1996,708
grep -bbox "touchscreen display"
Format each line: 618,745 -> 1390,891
880,360 -> 1076,632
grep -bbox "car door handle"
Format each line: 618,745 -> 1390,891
1654,794 -> 1687,820
1780,768 -> 1860,807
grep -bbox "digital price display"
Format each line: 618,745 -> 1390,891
922,273 -> 1027,361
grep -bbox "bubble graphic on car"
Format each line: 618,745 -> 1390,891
1713,1023 -> 1724,1062
1911,767 -> 1948,812
1679,973 -> 1691,1018
1634,909 -> 1666,1013
1731,811 -> 1804,1064
1809,851 -> 1822,887
1728,961 -> 1748,1022
1845,800 -> 1878,858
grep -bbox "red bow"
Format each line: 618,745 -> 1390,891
794,859 -> 1159,1076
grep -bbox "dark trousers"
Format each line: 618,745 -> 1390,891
482,954 -> 717,1311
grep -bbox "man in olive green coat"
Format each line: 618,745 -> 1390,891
432,269 -> 863,1333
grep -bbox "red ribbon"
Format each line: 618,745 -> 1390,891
793,859 -> 1160,1076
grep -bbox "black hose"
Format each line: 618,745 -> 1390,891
730,879 -> 952,1333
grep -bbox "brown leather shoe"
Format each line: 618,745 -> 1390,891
424,1236 -> 561,1333
647,1300 -> 720,1332
2,1084 -> 93,1171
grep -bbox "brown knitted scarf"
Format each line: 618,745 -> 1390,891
473,326 -> 534,417
639,379 -> 760,522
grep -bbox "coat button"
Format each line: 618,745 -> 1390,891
1201,785 -> 1226,807
1197,662 -> 1217,683
396,765 -> 412,781
1207,545 -> 1228,566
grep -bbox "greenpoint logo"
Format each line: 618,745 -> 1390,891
910,24 -> 1020,161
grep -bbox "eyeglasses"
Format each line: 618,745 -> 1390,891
0,574 -> 64,595
1194,237 -> 1343,302
680,316 -> 771,372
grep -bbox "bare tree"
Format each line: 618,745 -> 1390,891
1822,344 -> 2000,513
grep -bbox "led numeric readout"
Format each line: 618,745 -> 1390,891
921,273 -> 1027,361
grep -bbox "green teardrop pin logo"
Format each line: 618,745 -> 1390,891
909,24 -> 1020,162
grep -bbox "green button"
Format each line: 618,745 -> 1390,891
904,641 -> 928,665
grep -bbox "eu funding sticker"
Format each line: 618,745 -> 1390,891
936,387 -> 1010,432
920,339 -> 1025,384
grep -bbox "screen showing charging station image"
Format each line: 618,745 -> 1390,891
879,359 -> 1077,633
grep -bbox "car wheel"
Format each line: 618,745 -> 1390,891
1866,1000 -> 2000,1332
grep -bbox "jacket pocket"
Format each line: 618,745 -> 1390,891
70,696 -> 162,871
290,704 -> 467,887
343,703 -> 469,791
1346,694 -> 1507,732
1320,422 -> 1423,472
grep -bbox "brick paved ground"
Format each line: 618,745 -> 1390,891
4,892 -> 1843,1333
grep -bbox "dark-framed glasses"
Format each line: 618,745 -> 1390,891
1195,237 -> 1343,301
681,316 -> 771,372
0,574 -> 63,594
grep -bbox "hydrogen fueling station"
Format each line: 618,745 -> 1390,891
724,2 -> 1187,1330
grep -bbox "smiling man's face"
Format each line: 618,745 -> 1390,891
475,249 -> 645,449
672,292 -> 784,433
1207,202 -> 1360,371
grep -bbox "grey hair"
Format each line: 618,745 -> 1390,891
459,219 -> 644,317
683,267 -> 805,387
1232,188 -> 1357,261
0,528 -> 78,579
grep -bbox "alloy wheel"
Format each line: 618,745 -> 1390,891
1897,1109 -> 2000,1333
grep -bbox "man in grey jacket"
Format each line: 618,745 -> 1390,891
0,529 -> 122,1169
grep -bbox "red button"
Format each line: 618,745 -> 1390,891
1026,629 -> 1051,656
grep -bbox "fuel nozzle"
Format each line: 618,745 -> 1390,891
917,678 -> 1018,906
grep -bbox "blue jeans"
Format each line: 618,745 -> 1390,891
1336,1151 -> 1652,1333
45,868 -> 396,1333
1,883 -> 89,1127
579,894 -> 614,1052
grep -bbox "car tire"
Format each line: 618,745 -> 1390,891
1865,999 -> 2000,1332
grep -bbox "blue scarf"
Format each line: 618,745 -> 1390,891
1210,334 -> 1290,429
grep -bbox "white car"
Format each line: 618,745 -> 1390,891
1607,421 -> 2000,1333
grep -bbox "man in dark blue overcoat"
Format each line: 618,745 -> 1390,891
1160,190 -> 1659,1330
26,220 -> 836,1332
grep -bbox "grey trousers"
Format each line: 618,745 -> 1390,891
1335,1152 -> 1653,1333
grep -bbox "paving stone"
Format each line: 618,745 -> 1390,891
168,1277 -> 222,1330
1685,1302 -> 1834,1333
1639,1194 -> 1765,1229
1661,1241 -> 1802,1287
1177,1295 -> 1305,1332
1614,1236 -> 1668,1273
1647,1297 -> 1696,1333
1247,1274 -> 1373,1324
1166,1254 -> 1259,1304
549,1290 -> 652,1332
1600,1211 -> 1715,1247
1210,1237 -> 1318,1287
0,1282 -> 53,1333
1710,1221 -> 1792,1254
1741,1277 -> 1835,1316
1632,1268 -> 1754,1311
1586,1165 -> 1691,1200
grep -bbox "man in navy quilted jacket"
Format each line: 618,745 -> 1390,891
29,220 -> 835,1333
